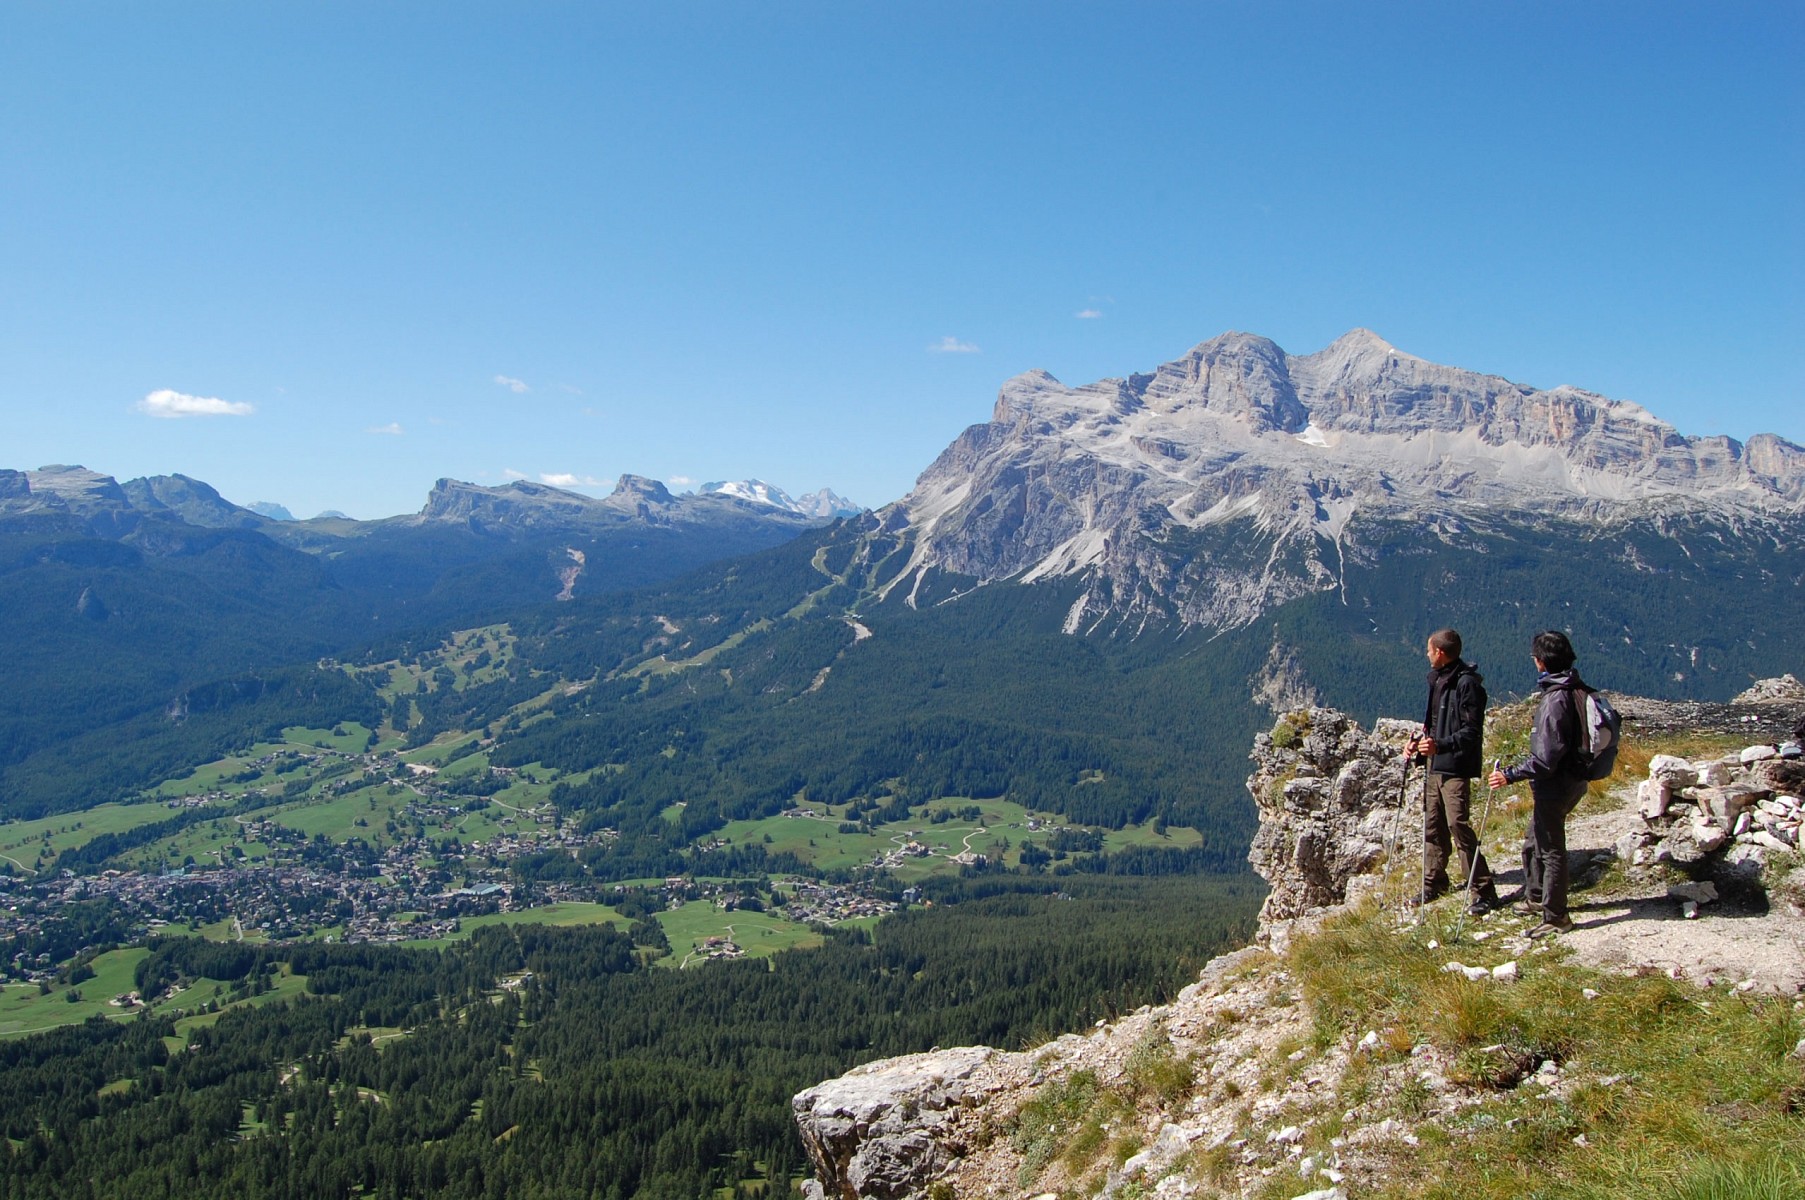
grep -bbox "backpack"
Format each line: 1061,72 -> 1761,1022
1576,688 -> 1622,781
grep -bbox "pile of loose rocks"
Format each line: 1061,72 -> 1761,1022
1625,742 -> 1804,893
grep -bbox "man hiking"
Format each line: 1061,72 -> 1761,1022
1409,628 -> 1499,915
1489,630 -> 1590,939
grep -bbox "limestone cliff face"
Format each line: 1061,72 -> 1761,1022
1244,709 -> 1419,928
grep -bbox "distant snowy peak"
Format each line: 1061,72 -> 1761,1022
701,480 -> 862,519
794,488 -> 864,519
701,479 -> 796,509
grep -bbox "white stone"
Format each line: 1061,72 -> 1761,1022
1741,745 -> 1779,764
1269,1124 -> 1304,1144
1734,812 -> 1754,836
1357,1030 -> 1379,1051
1691,817 -> 1728,852
1463,965 -> 1491,982
1754,831 -> 1797,854
1583,988 -> 1601,1000
1491,961 -> 1519,981
1696,760 -> 1737,787
1638,778 -> 1671,820
1647,754 -> 1697,784
1681,900 -> 1700,920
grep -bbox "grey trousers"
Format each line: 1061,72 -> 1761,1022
1522,776 -> 1588,919
1423,772 -> 1495,897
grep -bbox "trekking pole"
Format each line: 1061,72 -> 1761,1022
1416,761 -> 1432,921
1386,742 -> 1414,917
1452,760 -> 1500,945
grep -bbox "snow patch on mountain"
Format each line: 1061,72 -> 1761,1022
700,480 -> 862,519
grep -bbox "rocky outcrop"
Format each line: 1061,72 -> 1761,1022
1245,708 -> 1420,929
1734,674 -> 1805,704
793,692 -> 1805,1198
793,706 -> 1419,1199
792,1049 -> 1006,1200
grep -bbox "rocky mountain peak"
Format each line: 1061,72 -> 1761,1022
700,479 -> 863,518
878,331 -> 1805,633
609,474 -> 677,505
121,474 -> 266,529
21,464 -> 129,508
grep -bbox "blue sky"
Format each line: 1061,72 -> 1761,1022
3,2 -> 1799,519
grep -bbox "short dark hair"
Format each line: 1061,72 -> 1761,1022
1429,628 -> 1462,658
1532,630 -> 1575,672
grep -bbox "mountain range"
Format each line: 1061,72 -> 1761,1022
876,328 -> 1802,633
3,329 -> 1801,821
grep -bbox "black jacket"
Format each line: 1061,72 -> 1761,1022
1422,659 -> 1486,778
1505,670 -> 1586,785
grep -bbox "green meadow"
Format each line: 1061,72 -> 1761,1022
0,801 -> 198,874
0,945 -> 315,1042
654,900 -> 824,967
712,795 -> 1199,877
401,901 -> 626,946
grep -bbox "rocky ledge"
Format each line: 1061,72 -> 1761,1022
793,686 -> 1805,1200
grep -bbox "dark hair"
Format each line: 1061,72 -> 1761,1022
1429,628 -> 1462,658
1532,630 -> 1575,672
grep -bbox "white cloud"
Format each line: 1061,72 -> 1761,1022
1075,308 -> 1104,319
667,475 -> 696,486
502,468 -> 530,480
928,336 -> 980,354
493,374 -> 530,394
138,388 -> 254,419
555,382 -> 585,396
366,422 -> 404,436
540,472 -> 606,489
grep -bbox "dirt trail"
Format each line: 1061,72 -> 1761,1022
1552,793 -> 1805,994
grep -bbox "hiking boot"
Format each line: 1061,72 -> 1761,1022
1526,914 -> 1574,939
1467,893 -> 1500,917
1512,900 -> 1541,917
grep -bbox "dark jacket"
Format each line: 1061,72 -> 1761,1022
1422,659 -> 1486,778
1505,670 -> 1586,785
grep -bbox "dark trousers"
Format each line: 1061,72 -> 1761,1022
1522,777 -> 1587,919
1423,773 -> 1494,898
